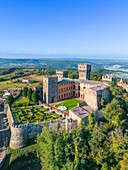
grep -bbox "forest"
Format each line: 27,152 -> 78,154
36,83 -> 128,170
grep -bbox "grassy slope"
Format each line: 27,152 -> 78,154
0,80 -> 40,89
14,96 -> 29,104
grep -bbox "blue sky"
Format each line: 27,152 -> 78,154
0,0 -> 128,58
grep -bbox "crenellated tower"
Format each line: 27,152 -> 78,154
43,76 -> 58,103
78,63 -> 91,80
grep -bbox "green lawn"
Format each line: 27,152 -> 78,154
15,96 -> 29,104
55,99 -> 82,112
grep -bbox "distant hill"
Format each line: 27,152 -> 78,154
0,58 -> 128,79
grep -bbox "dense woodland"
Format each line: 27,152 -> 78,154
36,83 -> 128,170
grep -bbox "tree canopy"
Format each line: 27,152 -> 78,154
36,84 -> 128,170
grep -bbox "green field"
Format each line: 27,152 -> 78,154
0,80 -> 40,89
15,96 -> 29,103
12,105 -> 61,124
55,99 -> 82,112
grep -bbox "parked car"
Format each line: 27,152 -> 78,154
4,122 -> 8,127
3,118 -> 8,123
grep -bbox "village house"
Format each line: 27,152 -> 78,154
117,79 -> 128,92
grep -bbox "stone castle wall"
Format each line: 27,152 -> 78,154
5,104 -> 14,127
5,104 -> 43,149
83,89 -> 98,110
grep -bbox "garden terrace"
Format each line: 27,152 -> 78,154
12,105 -> 61,124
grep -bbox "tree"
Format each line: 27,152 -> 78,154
32,91 -> 38,103
6,95 -> 14,106
22,87 -> 28,97
27,88 -> 33,102
87,112 -> 95,131
100,97 -> 105,108
103,99 -> 125,127
36,83 -> 128,170
68,73 -> 78,79
37,124 -> 93,170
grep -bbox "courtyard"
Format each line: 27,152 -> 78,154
55,98 -> 82,112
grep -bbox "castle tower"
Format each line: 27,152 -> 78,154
56,70 -> 68,81
102,74 -> 116,83
43,76 -> 58,103
10,124 -> 28,149
78,63 -> 91,80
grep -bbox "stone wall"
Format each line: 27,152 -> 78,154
10,124 -> 28,149
101,87 -> 111,103
5,104 -> 14,127
84,89 -> 98,110
5,104 -> 43,149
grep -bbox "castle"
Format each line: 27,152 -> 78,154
6,63 -> 111,150
43,63 -> 110,110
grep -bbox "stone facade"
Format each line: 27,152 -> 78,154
43,76 -> 58,103
83,86 -> 110,110
58,80 -> 74,100
43,63 -> 110,106
56,70 -> 68,81
102,74 -> 116,83
78,63 -> 91,80
69,102 -> 94,125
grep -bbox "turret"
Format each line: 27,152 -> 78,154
78,63 -> 91,80
43,76 -> 58,103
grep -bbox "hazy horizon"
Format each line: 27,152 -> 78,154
0,52 -> 128,60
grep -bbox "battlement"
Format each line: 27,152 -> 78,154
43,76 -> 58,83
78,63 -> 91,80
56,70 -> 68,81
12,123 -> 28,129
78,63 -> 91,70
102,74 -> 116,82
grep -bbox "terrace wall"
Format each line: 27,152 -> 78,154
41,103 -> 69,117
